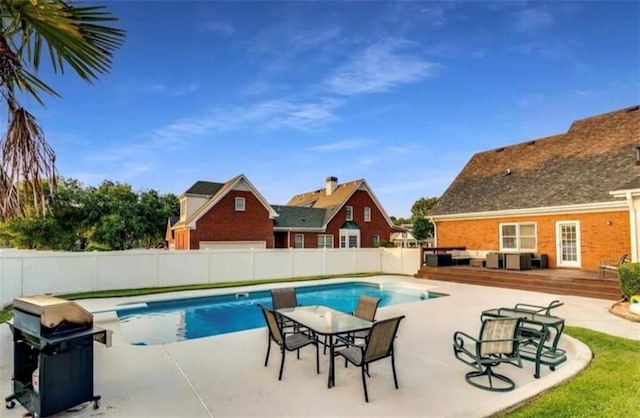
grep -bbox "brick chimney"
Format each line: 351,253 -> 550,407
326,176 -> 338,195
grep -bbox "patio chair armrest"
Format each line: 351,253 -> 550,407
514,300 -> 563,315
453,330 -> 480,348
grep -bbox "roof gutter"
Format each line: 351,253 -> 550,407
431,200 -> 627,221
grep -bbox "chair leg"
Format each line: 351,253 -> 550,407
391,352 -> 399,389
315,342 -> 320,374
361,365 -> 369,403
278,347 -> 286,381
265,337 -> 271,367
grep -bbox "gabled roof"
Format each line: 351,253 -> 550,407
430,105 -> 640,217
174,174 -> 279,229
271,205 -> 326,230
287,178 -> 393,227
183,181 -> 224,197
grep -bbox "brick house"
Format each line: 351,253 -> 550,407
170,175 -> 279,250
428,105 -> 640,271
168,175 -> 394,250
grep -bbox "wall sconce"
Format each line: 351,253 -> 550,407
606,220 -> 613,226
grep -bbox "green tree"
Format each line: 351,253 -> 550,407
0,0 -> 125,220
412,217 -> 432,241
410,197 -> 438,221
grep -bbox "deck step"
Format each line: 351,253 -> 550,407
414,266 -> 622,300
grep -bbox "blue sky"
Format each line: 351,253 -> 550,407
27,1 -> 640,217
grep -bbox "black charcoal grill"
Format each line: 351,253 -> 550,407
4,295 -> 112,418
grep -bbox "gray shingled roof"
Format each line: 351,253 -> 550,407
185,181 -> 224,196
271,205 -> 327,228
430,105 -> 640,216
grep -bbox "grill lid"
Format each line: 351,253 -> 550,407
13,295 -> 92,329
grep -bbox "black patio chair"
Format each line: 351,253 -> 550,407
452,317 -> 523,392
258,304 -> 319,381
324,295 -> 381,354
334,315 -> 405,402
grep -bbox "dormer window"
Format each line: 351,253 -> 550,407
345,206 -> 353,221
235,197 -> 246,212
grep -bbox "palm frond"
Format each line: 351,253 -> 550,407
0,104 -> 57,219
2,0 -> 126,82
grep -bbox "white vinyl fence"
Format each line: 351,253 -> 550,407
0,248 -> 420,307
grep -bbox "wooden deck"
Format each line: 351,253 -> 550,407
414,265 -> 622,300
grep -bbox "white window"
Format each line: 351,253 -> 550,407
294,234 -> 304,248
235,197 -> 245,212
318,234 -> 333,248
372,234 -> 380,247
345,206 -> 353,221
364,207 -> 371,222
500,223 -> 537,251
339,229 -> 360,248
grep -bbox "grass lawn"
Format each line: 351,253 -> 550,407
503,326 -> 640,418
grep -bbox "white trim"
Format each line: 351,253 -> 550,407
499,222 -> 537,252
274,227 -> 325,232
364,207 -> 371,222
339,229 -> 360,248
611,188 -> 640,198
235,197 -> 246,212
555,221 -> 581,268
345,206 -> 353,221
431,200 -> 627,221
317,234 -> 334,248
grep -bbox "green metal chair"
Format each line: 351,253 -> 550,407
452,317 -> 523,392
258,304 -> 319,381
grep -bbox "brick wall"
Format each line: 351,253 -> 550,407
435,210 -> 630,271
190,190 -> 274,249
326,190 -> 392,247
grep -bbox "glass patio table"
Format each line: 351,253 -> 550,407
276,305 -> 373,388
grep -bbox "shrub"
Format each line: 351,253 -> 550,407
618,262 -> 640,299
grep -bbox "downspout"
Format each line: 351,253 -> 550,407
429,216 -> 437,247
626,191 -> 638,262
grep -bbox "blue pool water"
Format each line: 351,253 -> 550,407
116,281 -> 443,345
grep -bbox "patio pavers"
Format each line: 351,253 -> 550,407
1,275 -> 637,417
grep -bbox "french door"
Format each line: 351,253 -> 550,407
556,221 -> 581,268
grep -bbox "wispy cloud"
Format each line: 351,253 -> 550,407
574,89 -> 594,97
203,21 -> 234,36
308,139 -> 373,152
140,82 -> 199,96
150,99 -> 341,145
517,93 -> 545,109
171,83 -> 200,96
325,39 -> 436,96
513,8 -> 554,32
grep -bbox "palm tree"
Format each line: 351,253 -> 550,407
0,0 -> 125,219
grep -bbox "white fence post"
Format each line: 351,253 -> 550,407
289,248 -> 294,278
95,251 -> 100,291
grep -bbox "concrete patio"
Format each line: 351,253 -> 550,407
1,275 -> 638,417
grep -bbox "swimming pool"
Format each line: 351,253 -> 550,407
116,281 -> 443,345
